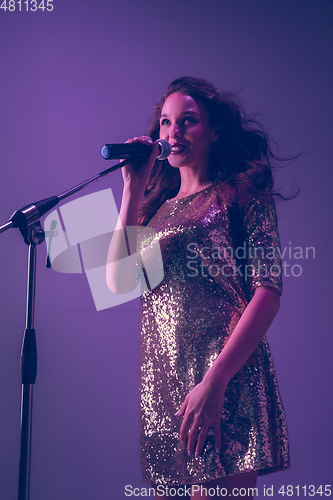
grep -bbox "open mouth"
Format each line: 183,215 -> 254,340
171,143 -> 187,155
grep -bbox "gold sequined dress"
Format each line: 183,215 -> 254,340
137,184 -> 290,486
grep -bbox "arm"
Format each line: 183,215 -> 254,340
106,137 -> 159,293
106,186 -> 142,294
177,286 -> 280,457
205,286 -> 280,387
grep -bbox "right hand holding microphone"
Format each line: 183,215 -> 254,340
121,136 -> 160,193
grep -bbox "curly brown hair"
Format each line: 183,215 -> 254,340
139,76 -> 290,226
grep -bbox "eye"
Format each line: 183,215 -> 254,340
160,118 -> 170,126
183,116 -> 196,124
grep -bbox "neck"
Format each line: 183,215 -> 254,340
176,165 -> 211,197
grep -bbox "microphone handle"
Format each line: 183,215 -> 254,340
102,143 -> 149,159
101,139 -> 171,161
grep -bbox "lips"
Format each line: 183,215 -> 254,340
170,143 -> 187,155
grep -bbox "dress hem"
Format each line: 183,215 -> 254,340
143,462 -> 291,487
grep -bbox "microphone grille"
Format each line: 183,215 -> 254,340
157,140 -> 171,160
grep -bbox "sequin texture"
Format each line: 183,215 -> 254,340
137,184 -> 290,486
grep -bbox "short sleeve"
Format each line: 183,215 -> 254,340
241,195 -> 283,297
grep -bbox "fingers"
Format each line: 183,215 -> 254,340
193,421 -> 221,457
176,398 -> 189,444
177,410 -> 222,458
191,423 -> 209,458
175,398 -> 187,418
125,136 -> 153,144
179,412 -> 192,445
123,136 -> 152,160
184,419 -> 211,457
179,409 -> 206,457
187,421 -> 221,458
212,421 -> 221,454
127,136 -> 159,165
175,387 -> 223,458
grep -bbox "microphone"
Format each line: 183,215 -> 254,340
101,139 -> 171,161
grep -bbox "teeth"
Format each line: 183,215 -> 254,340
171,145 -> 186,153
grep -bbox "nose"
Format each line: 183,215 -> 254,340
169,122 -> 181,139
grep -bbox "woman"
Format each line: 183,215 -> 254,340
107,77 -> 290,499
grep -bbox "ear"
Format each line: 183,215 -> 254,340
211,127 -> 220,142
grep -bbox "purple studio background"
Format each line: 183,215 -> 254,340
0,0 -> 332,498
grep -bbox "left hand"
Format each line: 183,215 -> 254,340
175,377 -> 225,458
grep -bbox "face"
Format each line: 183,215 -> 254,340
159,92 -> 219,170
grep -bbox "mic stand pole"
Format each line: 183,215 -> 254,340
18,224 -> 43,500
0,159 -> 130,500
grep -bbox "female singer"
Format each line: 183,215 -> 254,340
107,77 -> 290,499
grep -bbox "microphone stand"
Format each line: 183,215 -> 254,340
0,158 -> 130,500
